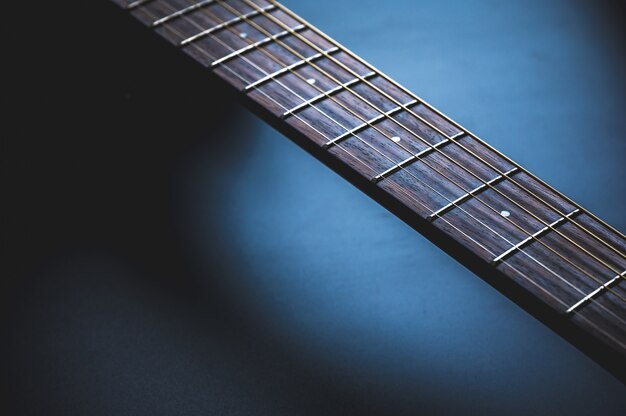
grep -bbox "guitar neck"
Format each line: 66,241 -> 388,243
112,0 -> 626,367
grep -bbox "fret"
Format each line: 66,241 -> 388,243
275,83 -> 422,178
478,174 -> 626,298
130,0 -> 193,31
554,211 -> 626,274
151,0 -> 216,27
352,106 -> 450,161
566,272 -> 626,352
210,25 -> 306,67
492,208 -> 581,264
242,53 -> 364,119
283,51 -> 379,98
262,30 -> 337,71
428,167 -> 520,221
292,82 -> 390,148
441,184 -> 563,259
226,5 -> 401,120
437,168 -> 626,312
422,150 -> 541,260
567,271 -> 626,314
126,0 -> 153,9
538,216 -> 626,285
418,138 -> 512,206
491,173 -> 575,228
176,4 -> 310,76
378,168 -> 468,221
242,47 -> 340,92
437,204 -> 527,260
570,289 -> 626,352
326,127 -> 415,180
130,0 -> 227,47
503,222 -> 612,311
223,1 -> 337,63
237,52 -> 354,116
375,135 -> 513,227
495,215 -> 626,313
180,5 -> 278,46
371,134 -> 458,183
231,29 -> 342,94
281,72 -> 377,118
277,100 -> 414,178
281,83 -> 416,178
307,48 -> 373,85
203,1 -> 323,66
385,104 -> 461,152
331,76 -> 406,116
421,142 -> 567,237
241,28 -> 380,118
322,100 -> 418,149
433,202 -> 597,313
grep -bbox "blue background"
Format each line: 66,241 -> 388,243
4,0 -> 626,414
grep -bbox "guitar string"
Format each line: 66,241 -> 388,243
263,0 -> 626,265
201,0 -> 626,304
235,0 -> 626,283
133,1 -> 626,319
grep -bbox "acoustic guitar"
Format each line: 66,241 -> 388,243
9,0 -> 626,414
112,0 -> 626,387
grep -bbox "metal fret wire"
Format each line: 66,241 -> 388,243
567,271 -> 626,314
180,4 -> 277,46
266,1 -> 626,264
208,0 -> 626,308
134,1 -> 626,321
127,0 -> 154,10
152,0 -> 216,26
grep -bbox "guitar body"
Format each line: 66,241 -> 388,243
4,0 -> 626,415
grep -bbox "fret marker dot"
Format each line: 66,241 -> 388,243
239,32 -> 248,38
306,78 -> 316,85
391,136 -> 401,143
500,210 -> 511,218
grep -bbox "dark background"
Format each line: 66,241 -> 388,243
3,0 -> 626,415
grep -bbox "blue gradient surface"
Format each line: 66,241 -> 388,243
5,1 -> 626,415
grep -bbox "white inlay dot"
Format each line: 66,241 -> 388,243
239,32 -> 248,38
391,136 -> 401,143
500,210 -> 511,218
306,78 -> 316,85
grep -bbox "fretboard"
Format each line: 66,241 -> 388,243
112,0 -> 626,368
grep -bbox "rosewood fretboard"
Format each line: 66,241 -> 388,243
111,0 -> 626,374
